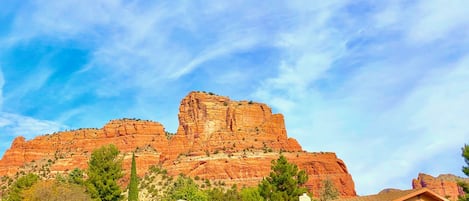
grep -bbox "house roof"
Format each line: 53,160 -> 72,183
333,188 -> 448,201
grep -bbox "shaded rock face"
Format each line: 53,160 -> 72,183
412,173 -> 469,200
0,91 -> 356,197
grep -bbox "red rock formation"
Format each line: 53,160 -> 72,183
166,92 -> 301,159
0,119 -> 168,176
0,91 -> 356,197
412,173 -> 468,200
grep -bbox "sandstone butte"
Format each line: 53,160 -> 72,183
0,91 -> 356,197
412,173 -> 469,201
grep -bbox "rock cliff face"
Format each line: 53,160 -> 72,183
412,173 -> 468,200
0,91 -> 356,197
165,92 -> 301,160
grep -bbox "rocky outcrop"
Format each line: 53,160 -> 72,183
165,92 -> 301,160
0,91 -> 356,197
0,119 -> 168,176
412,173 -> 468,200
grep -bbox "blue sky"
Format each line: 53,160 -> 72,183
0,0 -> 468,195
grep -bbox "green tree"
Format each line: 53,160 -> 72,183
206,187 -> 225,201
86,144 -> 123,201
128,153 -> 138,201
319,179 -> 339,201
259,155 -> 308,201
240,187 -> 264,201
165,175 -> 208,201
5,173 -> 39,201
224,184 -> 241,201
68,168 -> 84,185
205,185 -> 242,201
459,144 -> 469,201
463,144 -> 469,177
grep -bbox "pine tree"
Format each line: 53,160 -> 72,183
459,144 -> 469,201
86,144 -> 123,201
258,155 -> 308,201
463,144 -> 469,177
128,153 -> 138,201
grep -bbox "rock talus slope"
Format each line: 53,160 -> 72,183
0,91 -> 356,197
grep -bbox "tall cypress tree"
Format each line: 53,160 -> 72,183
128,153 -> 138,201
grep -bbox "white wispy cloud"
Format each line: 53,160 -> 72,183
352,57 -> 469,190
0,67 -> 4,110
0,0 -> 467,195
0,112 -> 65,140
253,0 -> 469,195
32,1 -> 272,97
3,67 -> 54,104
405,0 -> 469,44
0,67 -> 66,156
170,34 -> 263,79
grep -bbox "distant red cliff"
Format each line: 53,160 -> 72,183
413,173 -> 469,200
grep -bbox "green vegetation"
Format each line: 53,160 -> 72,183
128,153 -> 138,201
3,168 -> 91,201
459,144 -> 469,201
259,155 -> 309,201
164,175 -> 208,201
117,117 -> 157,123
240,187 -> 264,201
5,173 -> 39,201
86,144 -> 123,201
68,168 -> 84,185
22,180 -> 91,201
319,179 -> 339,201
1,147 -> 315,201
165,131 -> 175,140
136,154 -> 310,201
1,145 -> 126,200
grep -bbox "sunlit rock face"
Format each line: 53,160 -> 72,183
0,91 -> 356,197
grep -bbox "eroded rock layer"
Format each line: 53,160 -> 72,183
0,91 -> 356,197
